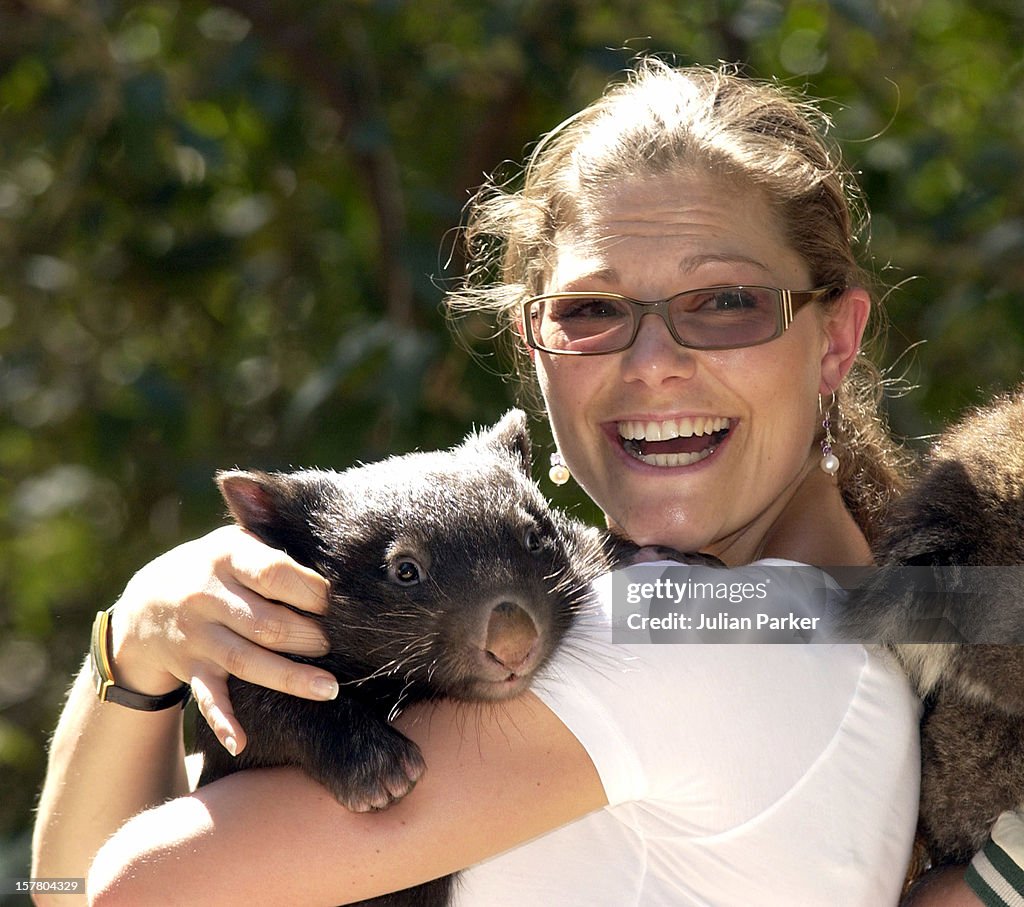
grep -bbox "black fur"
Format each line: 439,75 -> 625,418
194,409 -> 710,906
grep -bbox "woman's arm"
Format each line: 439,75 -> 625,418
901,866 -> 981,906
87,692 -> 608,906
31,662 -> 189,896
905,808 -> 1024,906
32,526 -> 336,901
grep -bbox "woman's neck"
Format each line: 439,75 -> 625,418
708,459 -> 874,568
762,465 -> 873,567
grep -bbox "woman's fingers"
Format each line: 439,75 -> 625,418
205,526 -> 332,657
226,528 -> 330,616
110,524 -> 341,756
190,631 -> 339,756
158,526 -> 329,659
221,585 -> 330,657
208,623 -> 339,702
190,671 -> 246,756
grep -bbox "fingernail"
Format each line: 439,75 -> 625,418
224,736 -> 238,757
311,676 -> 339,700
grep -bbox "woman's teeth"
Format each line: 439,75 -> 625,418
617,417 -> 731,467
618,416 -> 730,441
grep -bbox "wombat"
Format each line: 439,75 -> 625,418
839,387 -> 1024,868
194,409 -> 708,906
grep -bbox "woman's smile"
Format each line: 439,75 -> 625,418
615,415 -> 733,467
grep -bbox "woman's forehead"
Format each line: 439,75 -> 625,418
546,175 -> 807,290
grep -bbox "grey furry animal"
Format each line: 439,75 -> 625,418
840,388 -> 1024,866
194,409 -> 711,907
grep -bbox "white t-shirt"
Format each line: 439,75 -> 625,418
453,562 -> 921,906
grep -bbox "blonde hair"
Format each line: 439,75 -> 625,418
448,59 -> 911,543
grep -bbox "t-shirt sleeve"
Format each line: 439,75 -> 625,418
966,810 -> 1024,906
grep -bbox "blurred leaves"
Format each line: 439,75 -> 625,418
1,0 -> 1023,884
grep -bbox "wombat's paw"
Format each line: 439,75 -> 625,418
325,734 -> 427,813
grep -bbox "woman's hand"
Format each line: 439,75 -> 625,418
32,525 -> 336,893
109,525 -> 337,756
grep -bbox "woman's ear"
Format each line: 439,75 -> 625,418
819,288 -> 871,394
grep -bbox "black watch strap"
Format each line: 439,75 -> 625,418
90,607 -> 191,711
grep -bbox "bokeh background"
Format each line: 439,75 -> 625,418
1,0 -> 1022,896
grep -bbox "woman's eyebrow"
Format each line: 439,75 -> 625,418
677,252 -> 772,275
557,268 -> 618,289
555,254 -> 771,291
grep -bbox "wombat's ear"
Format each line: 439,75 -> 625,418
216,470 -> 290,534
475,408 -> 532,477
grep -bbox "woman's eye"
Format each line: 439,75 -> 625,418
390,559 -> 422,585
696,288 -> 766,312
552,297 -> 627,320
524,528 -> 543,553
713,290 -> 754,310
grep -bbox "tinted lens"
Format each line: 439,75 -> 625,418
526,287 -> 788,353
669,287 -> 781,348
530,295 -> 634,353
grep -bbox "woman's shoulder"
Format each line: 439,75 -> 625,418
536,558 -> 920,808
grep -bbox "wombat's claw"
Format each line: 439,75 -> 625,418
330,738 -> 426,813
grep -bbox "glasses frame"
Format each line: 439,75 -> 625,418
521,284 -> 840,355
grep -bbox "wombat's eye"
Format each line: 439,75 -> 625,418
389,559 -> 423,585
524,528 -> 543,554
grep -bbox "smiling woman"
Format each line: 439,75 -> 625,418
457,162 -> 876,564
454,64 -> 910,556
33,59 -> 971,907
537,173 -> 859,561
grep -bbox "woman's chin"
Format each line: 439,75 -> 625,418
607,513 -> 716,555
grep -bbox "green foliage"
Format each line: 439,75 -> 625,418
1,0 -> 1022,884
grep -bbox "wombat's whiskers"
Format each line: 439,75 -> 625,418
546,567 -> 599,617
341,633 -> 443,687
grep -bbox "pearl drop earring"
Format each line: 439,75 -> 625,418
548,452 -> 570,486
819,391 -> 840,476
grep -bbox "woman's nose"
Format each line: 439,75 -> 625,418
619,311 -> 698,384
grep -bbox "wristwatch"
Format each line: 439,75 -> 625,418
90,606 -> 191,711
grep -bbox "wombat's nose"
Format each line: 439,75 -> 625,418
485,601 -> 539,673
